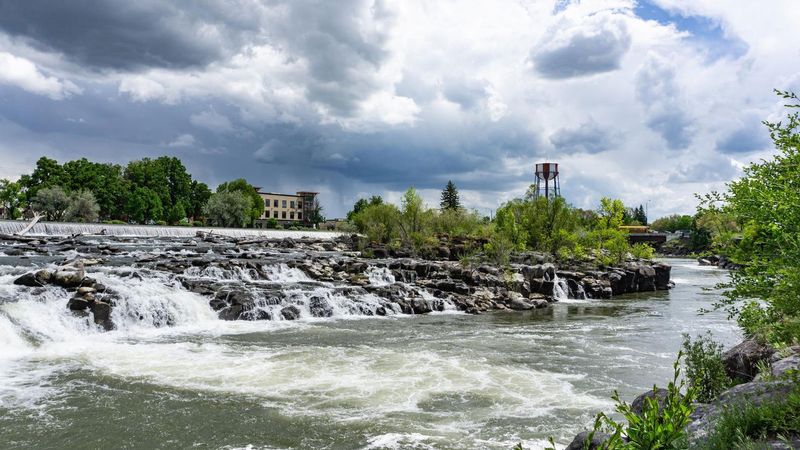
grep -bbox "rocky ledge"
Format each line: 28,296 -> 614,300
8,233 -> 673,329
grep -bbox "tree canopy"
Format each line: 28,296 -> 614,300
440,180 -> 461,210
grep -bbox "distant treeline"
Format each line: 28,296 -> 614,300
0,156 -> 280,227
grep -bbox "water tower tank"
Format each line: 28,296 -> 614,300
533,162 -> 561,199
535,163 -> 559,180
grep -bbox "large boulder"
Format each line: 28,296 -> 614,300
565,431 -> 612,450
630,388 -> 677,416
653,263 -> 672,290
723,339 -> 776,382
687,380 -> 795,446
280,305 -> 301,320
52,262 -> 85,288
636,266 -> 656,291
91,301 -> 113,330
13,269 -> 51,287
309,296 -> 334,318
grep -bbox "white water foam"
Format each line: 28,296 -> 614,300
366,266 -> 396,286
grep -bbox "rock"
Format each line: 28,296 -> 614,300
91,301 -> 113,330
411,298 -> 433,314
371,247 -> 388,259
631,388 -> 675,416
52,263 -> 85,288
653,263 -> 672,290
723,339 -> 776,382
769,353 -> 800,379
508,293 -> 535,310
77,286 -> 96,295
565,431 -> 612,450
67,297 -> 91,311
13,271 -> 46,287
636,266 -> 656,291
687,380 -> 795,446
280,305 -> 301,320
437,246 -> 450,259
309,296 -> 334,318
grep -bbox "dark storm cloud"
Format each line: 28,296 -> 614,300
0,0 -> 262,70
267,0 -> 395,116
716,125 -> 770,154
531,15 -> 631,79
549,121 -> 617,154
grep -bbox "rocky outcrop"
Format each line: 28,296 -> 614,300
564,431 -> 612,450
722,339 -> 776,383
698,255 -> 742,270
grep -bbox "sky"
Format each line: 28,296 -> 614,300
0,0 -> 798,219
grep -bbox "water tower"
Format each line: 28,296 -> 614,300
534,162 -> 561,199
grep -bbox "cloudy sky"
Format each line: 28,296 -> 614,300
0,0 -> 798,218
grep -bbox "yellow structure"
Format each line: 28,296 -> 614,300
254,189 -> 318,227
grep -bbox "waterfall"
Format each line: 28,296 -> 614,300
366,266 -> 396,286
552,273 -> 570,301
0,220 -> 343,239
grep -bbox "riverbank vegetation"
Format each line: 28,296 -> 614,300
346,182 -> 653,266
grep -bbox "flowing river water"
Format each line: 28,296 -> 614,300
0,239 -> 738,449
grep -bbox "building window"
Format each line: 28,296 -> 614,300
290,212 -> 295,220
282,211 -> 286,219
282,200 -> 287,208
264,209 -> 269,218
298,202 -> 303,209
273,199 -> 278,207
298,212 -> 302,220
290,201 -> 295,209
273,210 -> 278,218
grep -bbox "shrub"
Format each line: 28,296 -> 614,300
484,233 -> 514,266
546,353 -> 696,450
682,332 -> 732,403
631,243 -> 655,260
265,218 -> 279,229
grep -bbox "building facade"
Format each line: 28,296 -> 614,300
254,189 -> 318,228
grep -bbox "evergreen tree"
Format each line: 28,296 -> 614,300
440,180 -> 460,210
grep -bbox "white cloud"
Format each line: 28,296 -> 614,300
168,134 -> 196,148
0,52 -> 81,100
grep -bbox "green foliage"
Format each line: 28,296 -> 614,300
0,179 -> 22,219
265,218 -> 279,229
631,243 -> 655,260
127,187 -> 163,224
704,90 -> 800,346
203,190 -> 253,228
216,179 -> 264,227
568,354 -> 695,450
352,203 -> 401,244
682,332 -> 732,403
430,208 -> 489,238
651,214 -> 694,232
484,233 -> 514,266
188,181 -> 212,222
65,190 -> 100,223
440,180 -> 461,210
347,196 -> 383,221
31,186 -> 70,221
631,204 -> 648,225
598,197 -> 626,229
697,383 -> 800,450
124,156 -> 192,223
493,196 -> 580,256
20,157 -> 66,202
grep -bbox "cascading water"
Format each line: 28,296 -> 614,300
366,266 -> 396,286
0,219 -> 343,239
552,273 -> 570,301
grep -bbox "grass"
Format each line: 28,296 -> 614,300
697,382 -> 800,450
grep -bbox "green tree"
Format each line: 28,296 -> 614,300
31,186 -> 70,221
651,214 -> 693,232
709,89 -> 800,345
126,187 -> 164,224
20,157 -> 66,202
124,157 -> 192,222
309,197 -> 325,226
352,203 -> 401,244
347,195 -> 383,221
203,190 -> 253,228
65,190 -> 100,223
598,197 -> 626,229
440,180 -> 461,210
216,179 -> 264,227
0,179 -> 23,219
188,181 -> 211,222
61,158 -> 129,220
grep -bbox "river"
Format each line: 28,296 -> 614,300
0,244 -> 738,449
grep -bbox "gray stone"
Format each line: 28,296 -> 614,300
723,339 -> 775,382
280,305 -> 301,320
565,431 -> 612,450
631,388 -> 676,416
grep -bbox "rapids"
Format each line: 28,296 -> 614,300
0,234 -> 738,449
